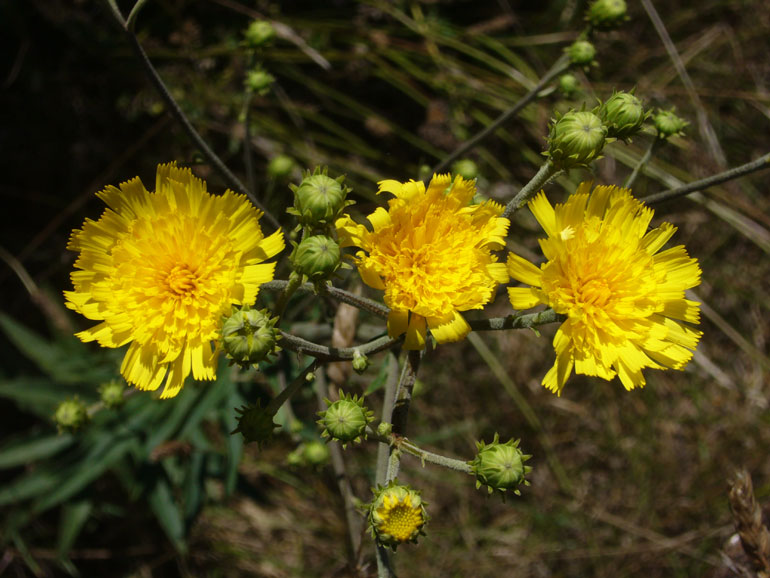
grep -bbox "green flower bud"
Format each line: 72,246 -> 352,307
287,168 -> 352,227
245,68 -> 275,95
566,40 -> 597,68
653,108 -> 689,139
268,155 -> 296,179
221,306 -> 281,368
451,159 -> 479,180
232,400 -> 280,445
558,73 -> 580,96
368,481 -> 427,550
288,439 -> 331,468
292,235 -> 341,281
587,0 -> 628,30
546,109 -> 607,168
376,421 -> 393,438
600,91 -> 648,141
351,350 -> 370,374
98,381 -> 125,410
54,398 -> 89,433
317,391 -> 374,447
244,20 -> 275,47
470,433 -> 532,497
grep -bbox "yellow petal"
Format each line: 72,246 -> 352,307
428,310 -> 470,344
507,253 -> 543,286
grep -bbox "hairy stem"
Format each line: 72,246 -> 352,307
641,151 -> 770,205
624,137 -> 661,189
502,160 -> 560,220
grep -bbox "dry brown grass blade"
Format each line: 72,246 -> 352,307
728,469 -> 770,578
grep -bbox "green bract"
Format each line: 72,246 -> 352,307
600,91 -> 648,141
244,20 -> 275,47
98,381 -> 126,409
546,109 -> 607,168
54,398 -> 90,433
292,235 -> 341,281
470,433 -> 532,497
288,168 -> 352,227
653,108 -> 689,139
221,306 -> 281,368
587,0 -> 628,30
566,40 -> 597,68
232,400 -> 280,445
317,391 -> 374,447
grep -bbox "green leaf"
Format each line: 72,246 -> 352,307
147,473 -> 187,553
182,451 -> 205,527
0,432 -> 74,469
56,498 -> 93,559
0,377 -> 95,417
32,437 -> 137,514
364,358 -> 389,395
0,466 -> 60,507
177,368 -> 236,439
222,389 -> 244,496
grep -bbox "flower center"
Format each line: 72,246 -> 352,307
378,500 -> 423,542
165,264 -> 199,296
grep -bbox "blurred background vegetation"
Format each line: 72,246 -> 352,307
1,0 -> 769,576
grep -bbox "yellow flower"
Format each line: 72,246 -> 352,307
368,482 -> 427,548
64,163 -> 284,398
336,174 -> 509,349
507,182 -> 702,394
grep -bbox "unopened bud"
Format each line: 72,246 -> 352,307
54,398 -> 89,433
566,40 -> 596,68
545,109 -> 607,168
98,381 -> 125,409
268,155 -> 296,179
600,91 -> 647,141
317,391 -> 374,447
244,20 -> 275,47
288,168 -> 352,227
232,400 -> 280,445
653,108 -> 689,139
470,433 -> 532,497
587,0 -> 629,30
221,306 -> 281,368
292,235 -> 341,281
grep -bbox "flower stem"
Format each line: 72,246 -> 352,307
264,360 -> 318,415
502,160 -> 560,220
641,151 -> 770,205
432,54 -> 570,175
279,332 -> 401,361
624,137 -> 661,189
273,272 -> 303,319
368,428 -> 473,474
262,280 -> 390,320
103,0 -> 279,230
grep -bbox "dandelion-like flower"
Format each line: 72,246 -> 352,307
368,482 -> 427,549
507,182 -> 702,393
64,163 -> 284,398
336,174 -> 509,349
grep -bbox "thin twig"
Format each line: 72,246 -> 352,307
502,160 -> 560,219
279,332 -> 401,361
641,151 -> 770,205
431,53 -> 570,175
624,137 -> 661,189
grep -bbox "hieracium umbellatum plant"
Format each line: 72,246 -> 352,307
19,1 -> 766,575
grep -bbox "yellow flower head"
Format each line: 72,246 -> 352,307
368,482 -> 427,549
507,182 -> 702,394
336,174 -> 509,349
64,163 -> 284,398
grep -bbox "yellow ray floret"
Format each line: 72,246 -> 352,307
64,163 -> 284,398
507,182 -> 702,394
336,173 -> 509,349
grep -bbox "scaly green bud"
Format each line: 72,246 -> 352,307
566,40 -> 597,68
558,73 -> 580,96
221,305 -> 281,368
600,91 -> 648,141
587,0 -> 628,30
545,109 -> 607,169
653,108 -> 689,139
268,155 -> 296,179
287,167 -> 353,227
368,481 -> 427,550
317,391 -> 374,447
470,433 -> 532,497
244,20 -> 275,47
98,381 -> 125,409
54,398 -> 89,433
451,159 -> 479,180
292,235 -> 341,281
232,400 -> 280,445
245,68 -> 275,95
